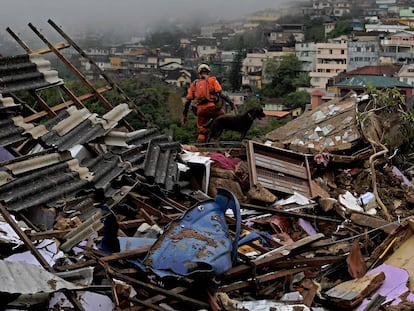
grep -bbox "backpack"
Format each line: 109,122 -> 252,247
194,77 -> 217,103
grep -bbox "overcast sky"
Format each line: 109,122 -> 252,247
0,0 -> 293,38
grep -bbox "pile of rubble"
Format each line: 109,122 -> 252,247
1,22 -> 414,311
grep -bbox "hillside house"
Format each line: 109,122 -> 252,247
347,36 -> 380,71
265,24 -> 305,45
295,42 -> 317,72
193,37 -> 218,61
242,49 -> 294,90
380,30 -> 414,64
310,36 -> 348,89
164,69 -> 191,88
398,64 -> 414,86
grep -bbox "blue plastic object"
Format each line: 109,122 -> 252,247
142,187 -> 241,278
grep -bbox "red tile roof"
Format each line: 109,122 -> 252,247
346,65 -> 401,76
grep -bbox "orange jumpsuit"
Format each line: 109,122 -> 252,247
186,76 -> 225,142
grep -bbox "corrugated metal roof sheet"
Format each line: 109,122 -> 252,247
24,104 -> 132,151
0,260 -> 82,294
142,136 -> 180,190
104,128 -> 160,148
0,152 -> 92,211
0,96 -> 21,113
0,53 -> 63,95
82,153 -> 126,197
106,129 -> 181,191
0,116 -> 34,148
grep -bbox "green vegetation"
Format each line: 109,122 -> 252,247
17,75 -> 280,144
282,90 -> 310,111
358,86 -> 414,150
262,54 -> 310,100
326,20 -> 353,39
304,17 -> 326,42
227,43 -> 245,92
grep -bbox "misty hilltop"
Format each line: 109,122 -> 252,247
0,0 -> 295,38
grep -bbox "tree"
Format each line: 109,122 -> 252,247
282,90 -> 310,110
262,54 -> 305,97
286,34 -> 296,48
304,17 -> 325,42
327,20 -> 353,39
228,41 -> 244,92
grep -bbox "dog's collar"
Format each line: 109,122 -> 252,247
248,112 -> 254,120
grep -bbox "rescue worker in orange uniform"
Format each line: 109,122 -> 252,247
182,64 -> 235,143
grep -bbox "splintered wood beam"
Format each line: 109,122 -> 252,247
241,202 -> 342,223
31,91 -> 57,117
27,22 -> 133,131
54,244 -> 151,272
109,270 -> 210,310
0,203 -> 52,270
133,287 -> 188,311
220,267 -> 313,292
48,18 -> 150,126
6,27 -> 70,54
24,86 -> 112,123
224,233 -> 325,279
31,42 -> 71,54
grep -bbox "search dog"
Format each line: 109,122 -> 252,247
207,106 -> 266,142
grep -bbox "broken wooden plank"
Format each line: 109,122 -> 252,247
54,245 -> 151,272
109,269 -> 210,310
220,267 -> 312,292
351,212 -> 398,234
241,202 -> 342,223
223,233 -> 325,279
324,271 -> 385,309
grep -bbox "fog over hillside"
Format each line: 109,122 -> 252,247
0,0 -> 294,39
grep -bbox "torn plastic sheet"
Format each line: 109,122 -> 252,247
0,260 -> 83,294
49,291 -> 113,311
357,264 -> 414,310
0,216 -> 26,248
298,218 -> 317,235
234,300 -> 310,311
339,191 -> 364,213
392,166 -> 414,188
273,192 -> 314,206
5,239 -> 64,266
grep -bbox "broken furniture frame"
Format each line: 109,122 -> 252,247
246,141 -> 315,198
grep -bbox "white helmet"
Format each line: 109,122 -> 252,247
198,64 -> 211,73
